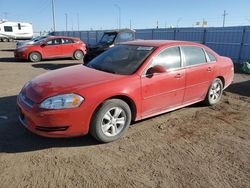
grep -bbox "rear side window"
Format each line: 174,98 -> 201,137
206,50 -> 217,62
4,26 -> 13,32
151,47 -> 181,69
182,46 -> 206,66
62,38 -> 74,44
116,32 -> 134,43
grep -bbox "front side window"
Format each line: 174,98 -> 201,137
151,47 -> 181,69
87,45 -> 155,75
206,50 -> 217,62
4,26 -> 13,32
182,46 -> 206,66
18,23 -> 21,30
116,32 -> 134,43
46,38 -> 61,45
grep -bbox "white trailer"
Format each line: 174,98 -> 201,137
0,20 -> 33,42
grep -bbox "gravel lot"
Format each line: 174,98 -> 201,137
0,42 -> 249,188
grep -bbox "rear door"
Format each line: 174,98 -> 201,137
61,38 -> 75,57
42,38 -> 62,58
141,46 -> 186,117
181,46 -> 215,104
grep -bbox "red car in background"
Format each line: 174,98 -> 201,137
14,36 -> 86,62
17,40 -> 234,142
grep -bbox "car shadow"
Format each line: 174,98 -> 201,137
32,63 -> 80,70
0,95 -> 99,154
0,57 -> 19,62
225,80 -> 250,97
0,49 -> 15,52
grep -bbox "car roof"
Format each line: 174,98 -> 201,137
104,29 -> 135,33
47,36 -> 80,40
122,40 -> 204,48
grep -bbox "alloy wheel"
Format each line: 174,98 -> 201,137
101,107 -> 126,137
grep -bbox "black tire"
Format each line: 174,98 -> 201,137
73,50 -> 84,60
204,78 -> 223,106
29,52 -> 41,62
90,99 -> 132,143
2,38 -> 8,42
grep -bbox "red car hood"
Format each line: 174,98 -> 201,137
25,65 -> 123,103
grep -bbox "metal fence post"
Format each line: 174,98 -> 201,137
79,31 -> 82,41
173,28 -> 176,40
203,28 -> 207,44
96,31 -> 98,44
238,27 -> 246,63
151,29 -> 154,39
87,31 -> 90,44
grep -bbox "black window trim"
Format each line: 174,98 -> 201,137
142,45 -> 184,76
205,49 -> 217,63
179,45 -> 214,68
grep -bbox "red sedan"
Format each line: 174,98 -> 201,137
14,36 -> 86,62
17,40 -> 234,142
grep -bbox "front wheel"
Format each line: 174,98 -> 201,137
204,78 -> 223,105
90,99 -> 132,143
73,50 -> 84,60
29,52 -> 41,62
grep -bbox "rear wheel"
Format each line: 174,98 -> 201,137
29,52 -> 41,62
73,50 -> 84,60
204,78 -> 223,105
90,99 -> 131,143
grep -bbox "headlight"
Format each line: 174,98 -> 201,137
18,47 -> 27,52
40,94 -> 84,110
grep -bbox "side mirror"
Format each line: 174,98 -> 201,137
40,43 -> 46,47
147,65 -> 166,75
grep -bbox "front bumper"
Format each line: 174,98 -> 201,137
14,50 -> 28,60
16,93 -> 91,138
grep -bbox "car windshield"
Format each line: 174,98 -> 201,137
33,38 -> 47,45
87,45 -> 155,75
99,33 -> 117,45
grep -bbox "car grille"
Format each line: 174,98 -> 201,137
19,92 -> 35,107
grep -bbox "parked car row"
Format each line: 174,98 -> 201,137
17,39 -> 234,142
14,29 -> 136,63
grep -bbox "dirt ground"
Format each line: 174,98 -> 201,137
0,42 -> 249,188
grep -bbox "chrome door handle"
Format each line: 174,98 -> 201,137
207,67 -> 212,72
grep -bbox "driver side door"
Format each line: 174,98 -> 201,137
141,46 -> 186,117
41,38 -> 62,58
